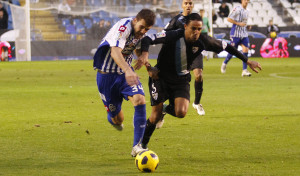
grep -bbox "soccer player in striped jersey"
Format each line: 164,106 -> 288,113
221,0 -> 252,77
93,9 -> 156,157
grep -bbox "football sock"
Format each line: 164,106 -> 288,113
133,104 -> 147,146
165,104 -> 176,117
107,114 -> 115,125
224,54 -> 233,64
194,80 -> 203,105
243,52 -> 248,70
141,119 -> 156,149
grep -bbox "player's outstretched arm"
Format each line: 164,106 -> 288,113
111,46 -> 139,86
134,51 -> 149,70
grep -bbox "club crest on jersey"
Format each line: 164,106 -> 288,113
192,47 -> 199,53
109,104 -> 116,112
118,25 -> 127,32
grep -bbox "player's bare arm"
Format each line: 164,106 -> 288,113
111,46 -> 139,86
227,17 -> 246,27
134,51 -> 149,70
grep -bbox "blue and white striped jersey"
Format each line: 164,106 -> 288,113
93,18 -> 142,74
228,5 -> 249,38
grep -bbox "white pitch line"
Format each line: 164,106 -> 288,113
269,73 -> 295,79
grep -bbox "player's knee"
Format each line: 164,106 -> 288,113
175,109 -> 187,118
195,73 -> 203,82
132,94 -> 146,106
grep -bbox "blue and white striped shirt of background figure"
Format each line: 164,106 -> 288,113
228,5 -> 249,38
93,18 -> 142,74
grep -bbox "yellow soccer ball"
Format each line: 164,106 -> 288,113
270,31 -> 277,38
135,150 -> 159,172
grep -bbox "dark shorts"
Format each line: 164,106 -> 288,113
190,53 -> 203,71
148,73 -> 191,106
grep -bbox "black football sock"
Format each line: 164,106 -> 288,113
194,80 -> 203,105
165,104 -> 176,117
141,119 -> 156,149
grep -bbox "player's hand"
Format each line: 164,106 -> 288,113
134,51 -> 149,70
238,22 -> 247,27
124,69 -> 139,86
247,60 -> 262,73
148,67 -> 159,80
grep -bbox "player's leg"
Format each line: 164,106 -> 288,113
128,94 -> 147,147
141,103 -> 164,149
191,54 -> 205,115
221,37 -> 239,73
122,81 -> 147,156
241,37 -> 251,77
96,72 -> 124,130
173,97 -> 190,118
165,78 -> 190,118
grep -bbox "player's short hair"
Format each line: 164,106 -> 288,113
136,9 -> 156,26
186,13 -> 202,25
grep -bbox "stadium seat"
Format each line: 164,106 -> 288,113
267,9 -> 277,17
76,24 -> 85,34
247,17 -> 254,26
84,18 -> 93,29
257,10 -> 267,17
249,10 -> 257,18
73,19 -> 82,26
65,25 -> 77,35
252,16 -> 263,26
252,2 -> 261,10
62,18 -> 70,26
261,2 -> 272,9
92,17 -> 101,24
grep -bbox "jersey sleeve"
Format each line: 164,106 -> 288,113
228,6 -> 240,21
164,16 -> 178,31
141,29 -> 184,52
104,20 -> 131,49
199,35 -> 248,62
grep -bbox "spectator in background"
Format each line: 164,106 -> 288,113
212,9 -> 217,24
90,19 -> 106,39
218,2 -> 229,18
0,3 -> 8,20
0,10 -> 8,30
104,20 -> 111,29
267,19 -> 280,36
199,9 -> 210,36
58,0 -> 71,19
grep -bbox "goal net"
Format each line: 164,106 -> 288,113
3,0 -> 213,61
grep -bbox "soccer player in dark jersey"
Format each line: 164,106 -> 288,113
93,9 -> 156,157
164,0 -> 205,119
135,13 -> 261,150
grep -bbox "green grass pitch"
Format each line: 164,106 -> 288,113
0,58 -> 299,175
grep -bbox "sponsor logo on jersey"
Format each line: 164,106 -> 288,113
104,105 -> 109,112
156,31 -> 166,38
118,25 -> 127,32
